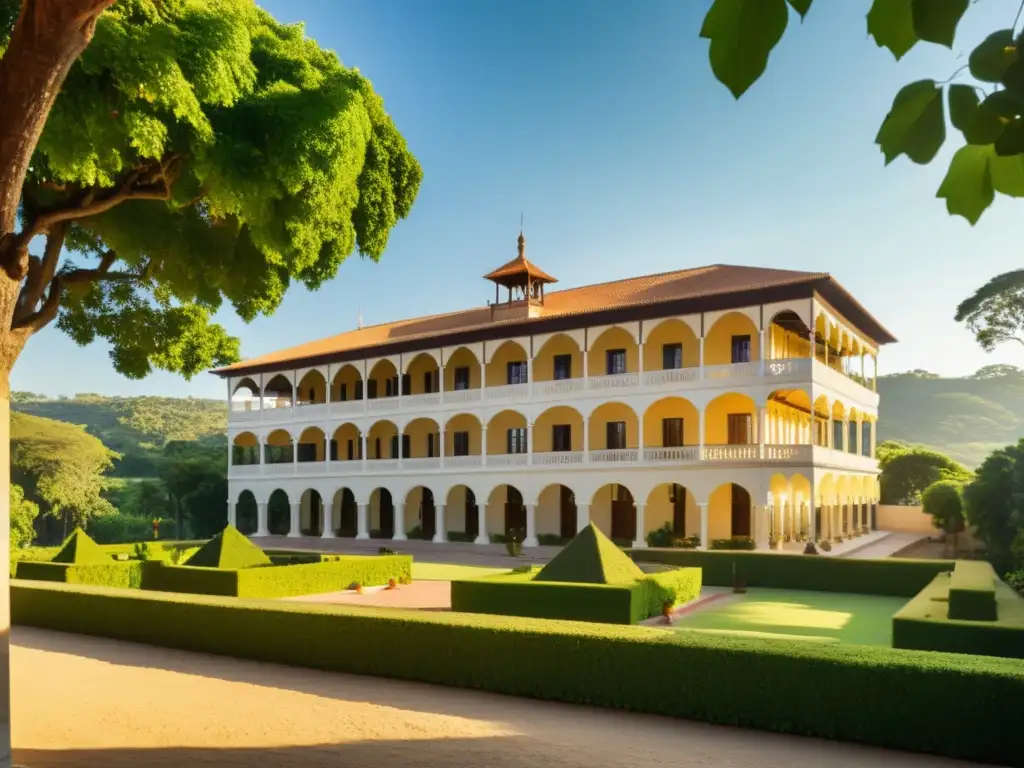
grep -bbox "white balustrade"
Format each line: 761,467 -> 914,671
532,450 -> 584,466
295,402 -> 328,420
262,406 -> 293,421
764,358 -> 810,378
402,393 -> 442,409
533,378 -> 585,397
229,408 -> 261,423
642,446 -> 700,463
445,388 -> 482,403
329,400 -> 365,417
296,460 -> 329,474
484,383 -> 529,400
230,464 -> 261,476
642,368 -> 699,387
367,397 -> 396,412
702,445 -> 760,461
264,462 -> 296,475
703,362 -> 759,380
763,444 -> 812,462
486,453 -> 529,468
402,457 -> 441,471
366,459 -> 400,472
586,373 -> 639,391
589,448 -> 639,463
444,455 -> 483,470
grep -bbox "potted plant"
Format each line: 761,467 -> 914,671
662,601 -> 675,624
770,534 -> 784,551
818,539 -> 832,553
505,527 -> 523,557
802,541 -> 819,555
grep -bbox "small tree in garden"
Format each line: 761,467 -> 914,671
922,479 -> 965,557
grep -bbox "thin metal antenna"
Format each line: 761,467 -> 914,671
357,305 -> 363,330
520,211 -> 524,231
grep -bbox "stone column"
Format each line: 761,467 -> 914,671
758,328 -> 766,375
255,502 -> 269,536
753,504 -> 769,550
475,503 -> 488,545
583,417 -> 590,463
633,503 -> 647,548
699,336 -> 705,378
524,503 -> 538,547
481,425 -> 488,467
322,498 -> 336,538
288,501 -> 301,537
698,502 -> 709,549
356,503 -> 370,540
393,503 -> 407,541
227,499 -> 237,529
576,503 -> 590,533
526,421 -> 534,465
433,504 -> 447,543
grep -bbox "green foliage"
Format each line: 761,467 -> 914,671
645,523 -> 700,549
709,536 -> 757,550
630,549 -> 953,597
4,0 -> 420,380
12,581 -> 1024,765
955,270 -> 1024,354
11,411 -> 118,529
962,439 -> 1024,571
51,528 -> 112,565
534,523 -> 645,585
10,484 -> 38,550
948,561 -> 998,621
635,567 -> 703,619
921,479 -> 965,534
15,560 -> 143,589
87,513 -> 177,544
893,570 -> 1024,658
700,0 -> 1024,224
878,442 -> 972,505
159,455 -> 227,538
184,524 -> 270,569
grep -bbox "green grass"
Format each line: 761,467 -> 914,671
411,562 -> 510,581
675,589 -> 908,647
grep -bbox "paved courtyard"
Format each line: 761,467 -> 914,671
12,627 -> 979,767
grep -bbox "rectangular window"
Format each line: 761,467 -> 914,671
731,335 -> 751,364
552,424 -> 572,452
662,418 -> 683,447
297,442 -> 316,463
401,373 -> 411,396
355,380 -> 363,400
329,439 -> 338,461
385,378 -> 394,398
454,366 -> 470,390
507,361 -> 528,385
427,432 -> 435,458
390,434 -> 399,459
833,420 -> 844,449
424,371 -> 433,394
340,383 -> 347,402
402,433 -> 411,458
662,343 -> 683,370
507,427 -> 527,454
727,413 -> 752,445
848,421 -> 857,454
454,431 -> 470,456
367,379 -> 377,399
862,422 -> 872,457
606,349 -> 627,375
347,439 -> 354,461
606,421 -> 627,449
553,354 -> 572,380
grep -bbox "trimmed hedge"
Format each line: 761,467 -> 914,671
948,561 -> 998,621
451,567 -> 702,624
630,549 -> 952,597
893,572 -> 1024,659
11,580 -> 1024,766
15,560 -> 143,589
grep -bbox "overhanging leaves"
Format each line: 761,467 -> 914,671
969,30 -> 1018,83
948,86 -> 1008,146
867,0 -> 918,60
786,0 -> 813,18
910,0 -> 969,48
937,144 -> 994,224
990,152 -> 1024,196
875,80 -> 945,165
995,118 -> 1024,156
700,0 -> 789,98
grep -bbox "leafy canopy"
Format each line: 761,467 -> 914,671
955,270 -> 1024,352
878,441 -> 972,505
10,483 -> 38,550
1,0 -> 421,378
921,479 -> 965,534
699,0 -> 1024,225
963,438 -> 1024,571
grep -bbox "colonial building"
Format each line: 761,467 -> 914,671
215,233 -> 893,549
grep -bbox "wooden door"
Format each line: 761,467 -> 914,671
730,484 -> 751,537
672,484 -> 687,536
559,486 -> 577,539
380,489 -> 394,538
504,487 -> 525,537
339,490 -> 357,538
610,487 -> 636,541
465,490 -> 479,538
421,489 -> 436,540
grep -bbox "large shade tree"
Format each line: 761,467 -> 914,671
963,439 -> 1024,572
0,0 -> 421,761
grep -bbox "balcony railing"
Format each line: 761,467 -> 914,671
446,388 -> 482,403
484,383 -> 529,400
590,448 -> 639,463
702,444 -> 760,461
642,368 -> 698,387
534,378 -> 586,397
533,450 -> 585,466
643,446 -> 700,463
587,373 -> 639,391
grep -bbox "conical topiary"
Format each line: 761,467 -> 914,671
534,522 -> 645,585
184,524 -> 271,569
51,528 -> 111,565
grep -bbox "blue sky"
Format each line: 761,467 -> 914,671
12,0 -> 1024,399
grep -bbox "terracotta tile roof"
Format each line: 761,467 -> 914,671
215,263 -> 859,376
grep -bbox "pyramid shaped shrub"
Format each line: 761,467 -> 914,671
51,528 -> 111,565
185,525 -> 271,569
534,523 -> 645,585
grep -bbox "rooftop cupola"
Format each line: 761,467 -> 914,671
483,231 -> 557,320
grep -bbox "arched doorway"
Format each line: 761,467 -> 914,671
559,486 -> 577,539
336,488 -> 358,537
300,489 -> 323,536
420,488 -> 436,539
268,489 -> 290,535
611,485 -> 636,541
670,483 -> 688,536
372,488 -> 395,538
236,490 -> 258,534
465,488 -> 479,538
731,483 -> 751,537
505,486 -> 525,537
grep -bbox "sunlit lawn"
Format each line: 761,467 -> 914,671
411,562 -> 511,581
674,589 -> 908,646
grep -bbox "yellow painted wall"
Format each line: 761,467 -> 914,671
643,397 -> 699,446
533,334 -> 583,380
266,429 -> 291,447
404,418 -> 439,458
332,365 -> 362,401
296,371 -> 327,403
587,327 -> 638,374
642,320 -> 699,369
331,423 -> 361,461
704,393 -> 756,445
367,421 -> 398,458
533,406 -> 584,452
644,484 -> 699,538
446,485 -> 471,533
406,354 -> 438,395
486,410 -> 527,454
535,483 -> 566,535
368,360 -> 398,397
484,484 -> 524,537
443,348 -> 481,390
298,428 -> 326,461
768,325 -> 812,359
233,432 -> 258,448
704,312 -> 759,366
444,414 -> 482,455
708,483 -> 736,540
486,341 -> 528,387
588,402 -> 639,449
589,485 -> 613,538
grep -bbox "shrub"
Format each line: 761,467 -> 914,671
1007,570 -> 1024,596
818,539 -> 833,552
537,533 -> 567,546
710,536 -> 756,551
635,568 -> 702,620
446,531 -> 475,543
629,550 -> 953,597
15,560 -> 143,589
948,561 -> 998,621
646,523 -> 674,548
406,525 -> 423,540
11,580 -> 1024,766
88,514 -> 178,544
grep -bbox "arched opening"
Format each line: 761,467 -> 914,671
236,490 -> 258,534
486,484 -> 525,539
537,483 -> 578,541
768,310 -> 812,360
370,487 -> 395,538
368,359 -> 400,399
443,347 -> 481,393
263,374 -> 293,410
331,364 -> 363,402
444,413 -> 482,458
704,311 -> 759,367
405,352 -> 441,395
642,319 -> 699,372
231,432 -> 259,465
447,485 -> 479,541
533,405 -> 584,456
708,482 -> 752,543
300,488 -> 324,536
267,489 -> 290,535
766,388 -> 812,446
231,378 -> 260,413
296,369 -> 327,405
264,429 -> 293,464
831,400 -> 847,450
533,333 -> 583,382
642,397 -> 699,451
591,483 -> 636,543
485,340 -> 529,388
405,486 -> 436,539
331,423 -> 361,462
588,401 -> 639,453
404,417 -> 441,459
486,410 -> 528,457
704,392 -> 756,446
367,420 -> 399,459
332,487 -> 358,538
297,426 -> 326,463
587,326 -> 638,378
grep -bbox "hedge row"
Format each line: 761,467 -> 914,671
451,568 -> 701,625
630,549 -> 952,597
15,561 -> 143,589
893,572 -> 1024,659
11,580 -> 1023,765
948,561 -> 998,621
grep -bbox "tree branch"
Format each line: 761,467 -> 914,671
15,221 -> 66,322
11,275 -> 62,334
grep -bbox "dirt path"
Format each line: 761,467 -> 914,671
11,627 -> 980,768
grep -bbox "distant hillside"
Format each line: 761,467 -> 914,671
11,393 -> 226,477
877,365 -> 1024,468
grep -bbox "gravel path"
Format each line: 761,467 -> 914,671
12,627 -> 980,767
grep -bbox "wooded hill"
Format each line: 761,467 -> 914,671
11,393 -> 226,477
